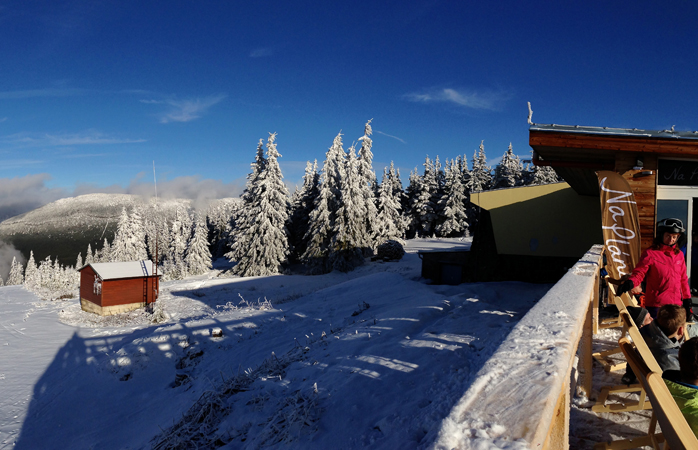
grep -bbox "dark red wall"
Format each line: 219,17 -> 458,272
79,266 -> 159,307
80,266 -> 102,306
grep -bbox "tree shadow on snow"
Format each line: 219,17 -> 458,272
12,310 -> 277,450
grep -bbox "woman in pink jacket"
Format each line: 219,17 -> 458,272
618,218 -> 691,319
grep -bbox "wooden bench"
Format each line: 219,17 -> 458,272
593,310 -> 654,413
593,280 -> 640,373
596,334 -> 698,449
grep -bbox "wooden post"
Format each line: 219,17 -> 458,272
578,268 -> 598,399
543,380 -> 570,450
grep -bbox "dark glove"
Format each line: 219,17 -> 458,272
683,298 -> 694,321
616,279 -> 634,297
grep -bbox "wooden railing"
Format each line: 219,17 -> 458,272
431,245 -> 604,449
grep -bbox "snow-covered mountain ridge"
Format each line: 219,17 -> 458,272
0,193 -> 238,265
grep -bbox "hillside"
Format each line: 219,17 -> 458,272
0,193 -> 231,265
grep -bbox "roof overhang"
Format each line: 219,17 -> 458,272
529,124 -> 698,196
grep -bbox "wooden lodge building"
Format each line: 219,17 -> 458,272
78,261 -> 160,316
425,123 -> 698,286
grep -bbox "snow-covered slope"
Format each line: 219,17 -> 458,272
0,237 -> 559,449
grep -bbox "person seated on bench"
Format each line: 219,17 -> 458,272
624,305 -> 698,385
643,304 -> 689,372
663,336 -> 698,436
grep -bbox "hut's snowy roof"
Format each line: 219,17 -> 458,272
80,261 -> 157,280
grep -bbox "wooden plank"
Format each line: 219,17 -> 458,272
646,372 -> 698,449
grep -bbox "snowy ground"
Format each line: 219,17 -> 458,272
1,237 -> 565,449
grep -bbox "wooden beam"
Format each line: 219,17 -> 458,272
530,130 -> 698,156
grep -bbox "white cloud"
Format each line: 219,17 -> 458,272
157,94 -> 227,124
0,174 -> 67,220
74,175 -> 244,210
375,130 -> 406,144
250,47 -> 273,58
0,88 -> 88,99
403,87 -> 510,111
0,131 -> 146,147
0,117 -> 7,123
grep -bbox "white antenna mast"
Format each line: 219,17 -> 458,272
152,161 -> 159,304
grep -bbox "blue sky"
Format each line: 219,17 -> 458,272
1,1 -> 698,211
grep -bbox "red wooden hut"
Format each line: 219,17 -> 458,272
78,261 -> 160,316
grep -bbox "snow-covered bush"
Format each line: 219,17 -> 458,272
375,240 -> 405,261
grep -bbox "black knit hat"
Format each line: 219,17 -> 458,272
627,306 -> 649,327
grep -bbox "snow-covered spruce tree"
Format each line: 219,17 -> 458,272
387,162 -> 408,238
185,212 -> 213,275
374,168 -> 405,244
112,206 -> 148,262
226,139 -> 266,266
75,252 -> 83,270
165,207 -> 189,280
330,143 -> 368,271
468,141 -> 492,193
526,151 -> 561,185
435,159 -> 469,237
232,132 -> 290,277
38,256 -> 53,292
412,156 -> 438,237
85,244 -> 94,265
288,160 -> 320,263
356,119 -> 378,252
6,257 -> 24,286
404,167 -> 421,239
24,251 -> 38,290
492,143 -> 524,189
303,132 -> 345,274
99,238 -> 112,262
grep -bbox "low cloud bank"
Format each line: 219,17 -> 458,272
0,174 -> 68,221
75,174 -> 245,210
0,173 -> 245,222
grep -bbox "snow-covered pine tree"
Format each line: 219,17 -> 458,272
75,252 -> 83,270
110,207 -> 131,262
526,151 -> 561,185
404,167 -> 421,239
112,207 -> 148,262
436,159 -> 469,237
6,257 -> 24,286
303,132 -> 345,273
165,207 -> 189,280
468,141 -> 492,193
85,244 -> 94,265
387,162 -> 408,238
24,251 -> 38,290
185,212 -> 213,275
226,139 -> 266,266
330,143 -> 368,271
38,256 -> 53,291
492,143 -> 524,189
356,119 -> 378,252
288,160 -> 320,263
232,132 -> 291,277
413,156 -> 438,237
374,167 -> 405,245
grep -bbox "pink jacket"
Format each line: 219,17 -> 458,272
628,245 -> 690,308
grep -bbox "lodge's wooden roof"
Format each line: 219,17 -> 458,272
529,124 -> 698,196
79,261 -> 157,280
